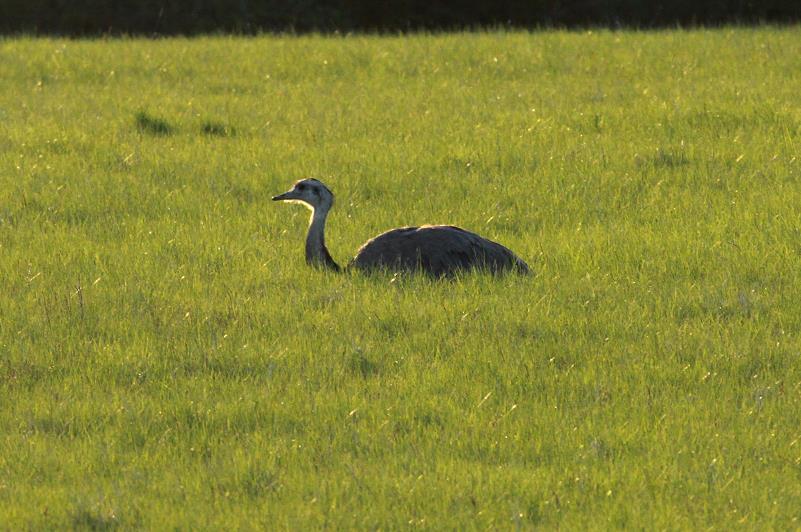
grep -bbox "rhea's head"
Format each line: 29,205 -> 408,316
272,178 -> 334,212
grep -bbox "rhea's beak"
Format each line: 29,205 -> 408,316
272,190 -> 296,202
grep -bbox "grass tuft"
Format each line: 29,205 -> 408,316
348,348 -> 380,378
134,110 -> 173,135
201,121 -> 236,137
70,503 -> 121,531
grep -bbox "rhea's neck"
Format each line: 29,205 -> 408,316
305,205 -> 340,271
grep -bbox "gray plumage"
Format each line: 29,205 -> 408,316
350,225 -> 529,276
272,178 -> 530,277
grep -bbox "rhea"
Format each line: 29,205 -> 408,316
272,178 -> 530,276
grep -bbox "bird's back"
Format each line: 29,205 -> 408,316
348,225 -> 529,276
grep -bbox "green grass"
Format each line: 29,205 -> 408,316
1,28 -> 801,529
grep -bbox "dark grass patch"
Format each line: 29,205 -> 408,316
135,111 -> 173,135
651,149 -> 689,169
636,148 -> 690,170
348,349 -> 380,378
201,121 -> 235,137
240,469 -> 281,498
70,503 -> 121,531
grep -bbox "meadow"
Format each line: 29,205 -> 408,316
1,28 -> 801,529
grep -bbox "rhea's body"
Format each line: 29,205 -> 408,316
273,179 -> 529,277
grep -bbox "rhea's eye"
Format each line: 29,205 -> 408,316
297,184 -> 306,191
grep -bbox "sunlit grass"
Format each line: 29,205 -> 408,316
1,28 -> 801,528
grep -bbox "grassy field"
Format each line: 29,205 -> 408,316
1,28 -> 801,529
